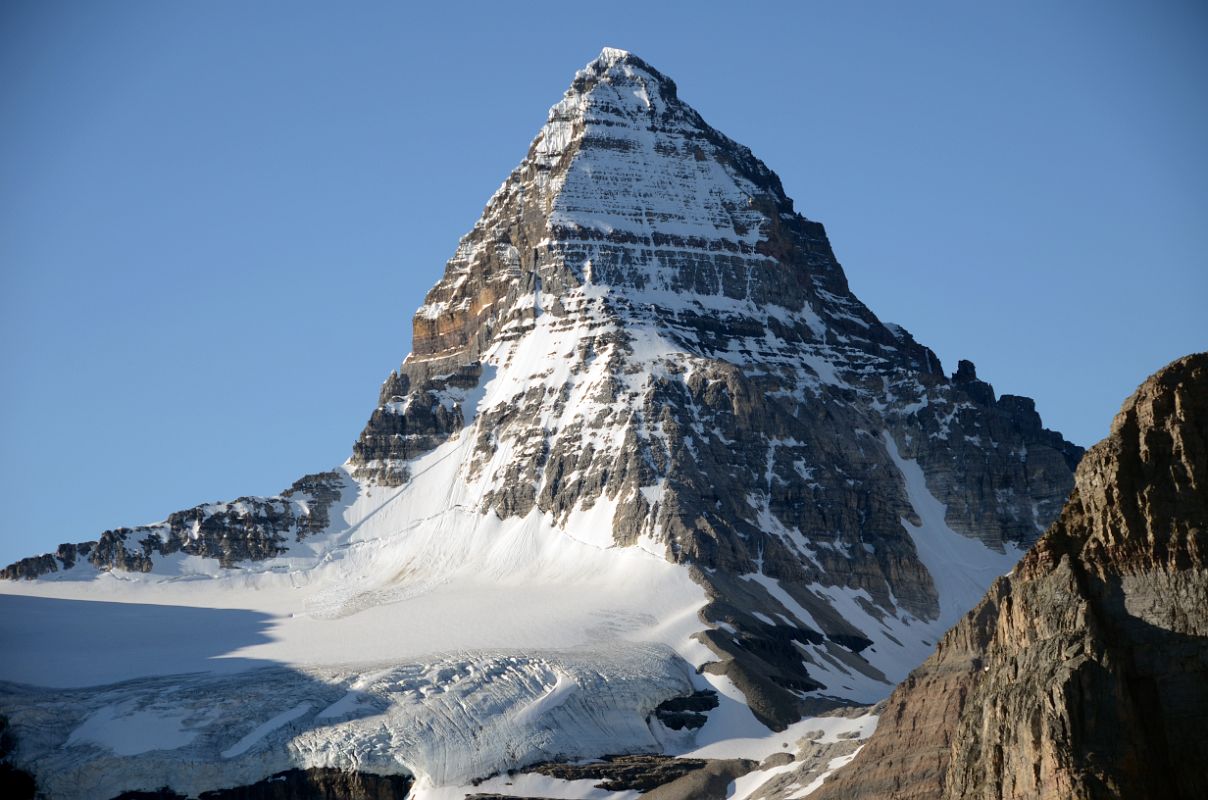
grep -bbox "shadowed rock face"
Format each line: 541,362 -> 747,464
807,352 -> 1208,800
0,715 -> 36,800
485,754 -> 757,800
109,767 -> 413,799
525,754 -> 718,792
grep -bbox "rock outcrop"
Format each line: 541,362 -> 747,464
806,352 -> 1208,800
0,472 -> 346,580
525,754 -> 724,792
0,715 -> 36,800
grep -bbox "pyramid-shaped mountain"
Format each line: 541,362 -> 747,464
1,49 -> 1081,797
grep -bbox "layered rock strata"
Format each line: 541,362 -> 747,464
807,352 -> 1208,799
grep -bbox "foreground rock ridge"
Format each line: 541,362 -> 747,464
808,352 -> 1208,800
1,48 -> 1083,799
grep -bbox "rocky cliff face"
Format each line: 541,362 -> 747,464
806,352 -> 1208,800
3,49 -> 1080,733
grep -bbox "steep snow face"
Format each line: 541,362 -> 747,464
1,48 -> 1082,796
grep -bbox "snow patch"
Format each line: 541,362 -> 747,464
221,703 -> 312,759
882,431 -> 1022,625
67,702 -> 200,756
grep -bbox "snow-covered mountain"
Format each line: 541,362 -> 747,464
1,49 -> 1081,799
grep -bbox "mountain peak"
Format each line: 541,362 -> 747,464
592,46 -> 637,67
517,48 -> 842,316
4,51 -> 1083,748
577,46 -> 672,86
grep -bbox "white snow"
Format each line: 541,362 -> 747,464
743,573 -> 822,633
221,703 -> 313,759
0,403 -> 710,795
0,427 -> 708,688
66,701 -> 200,756
316,691 -> 370,720
671,670 -> 876,762
511,670 -> 576,728
882,431 -> 1022,624
791,747 -> 865,797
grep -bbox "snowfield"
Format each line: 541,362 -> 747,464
0,431 -> 716,797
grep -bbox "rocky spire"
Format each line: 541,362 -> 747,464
806,352 -> 1208,799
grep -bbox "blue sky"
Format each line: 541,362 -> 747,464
2,1 -> 1205,565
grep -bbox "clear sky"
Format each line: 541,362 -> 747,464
2,1 -> 1205,566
